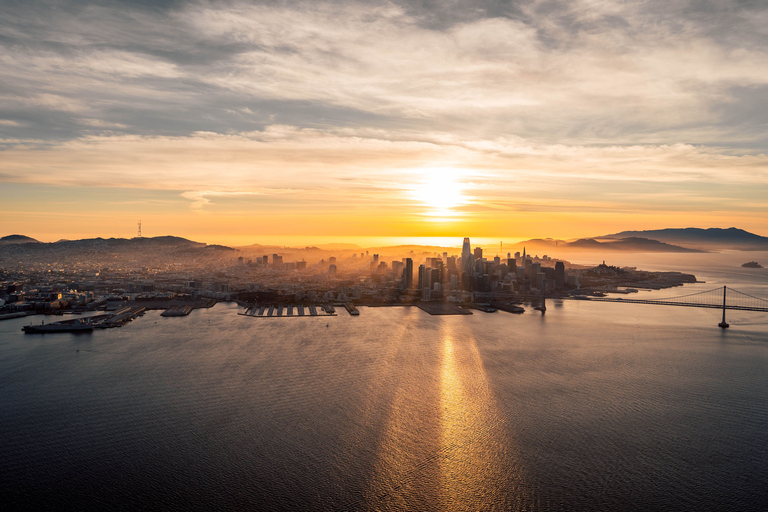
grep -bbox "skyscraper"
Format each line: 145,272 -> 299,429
555,261 -> 565,289
462,237 -> 472,275
404,258 -> 413,289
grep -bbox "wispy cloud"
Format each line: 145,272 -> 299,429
1,0 -> 768,238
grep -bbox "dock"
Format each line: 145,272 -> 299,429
93,306 -> 146,328
0,312 -> 32,321
161,306 -> 193,317
489,303 -> 526,314
239,304 -> 337,318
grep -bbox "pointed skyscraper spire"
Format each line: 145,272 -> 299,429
462,237 -> 472,275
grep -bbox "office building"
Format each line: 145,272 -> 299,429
404,258 -> 413,289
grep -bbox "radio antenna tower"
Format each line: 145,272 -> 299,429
138,220 -> 142,238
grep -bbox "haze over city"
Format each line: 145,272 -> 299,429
2,0 -> 768,245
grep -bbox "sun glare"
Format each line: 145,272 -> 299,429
409,168 -> 469,220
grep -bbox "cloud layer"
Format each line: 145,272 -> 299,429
1,0 -> 767,240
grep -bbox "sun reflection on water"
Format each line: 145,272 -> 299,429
439,330 -> 534,511
361,317 -> 534,511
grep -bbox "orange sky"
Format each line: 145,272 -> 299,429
1,1 -> 767,245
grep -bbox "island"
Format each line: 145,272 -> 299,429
742,261 -> 763,268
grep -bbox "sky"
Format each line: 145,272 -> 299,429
1,0 -> 768,246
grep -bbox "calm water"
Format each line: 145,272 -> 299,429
2,253 -> 768,511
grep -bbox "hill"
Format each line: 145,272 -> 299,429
0,234 -> 39,245
0,235 -> 235,267
510,237 -> 702,253
602,228 -> 768,250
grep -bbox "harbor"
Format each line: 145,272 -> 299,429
239,304 -> 338,318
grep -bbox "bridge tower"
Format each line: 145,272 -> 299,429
535,278 -> 547,313
718,285 -> 729,329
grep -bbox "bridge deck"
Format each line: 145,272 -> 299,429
561,296 -> 768,312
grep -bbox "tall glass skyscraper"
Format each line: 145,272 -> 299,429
462,237 -> 473,275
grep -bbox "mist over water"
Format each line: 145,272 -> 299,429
1,252 -> 767,511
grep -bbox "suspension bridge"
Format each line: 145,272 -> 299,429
560,286 -> 768,328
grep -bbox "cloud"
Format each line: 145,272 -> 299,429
1,0 -> 767,146
2,0 -> 768,235
1,126 -> 766,219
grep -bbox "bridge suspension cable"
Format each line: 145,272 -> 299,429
563,285 -> 768,327
629,286 -> 768,309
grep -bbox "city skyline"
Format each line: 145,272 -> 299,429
2,1 -> 768,245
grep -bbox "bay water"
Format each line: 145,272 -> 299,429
2,252 -> 767,511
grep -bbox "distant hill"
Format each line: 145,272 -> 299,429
567,239 -> 605,250
512,237 -> 703,253
598,237 -> 704,252
40,236 -> 208,251
0,234 -> 39,245
0,235 -> 235,266
602,228 -> 768,250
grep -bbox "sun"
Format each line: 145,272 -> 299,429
409,168 -> 470,220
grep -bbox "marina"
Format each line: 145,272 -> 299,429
239,304 -> 337,318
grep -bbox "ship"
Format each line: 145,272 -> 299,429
22,318 -> 94,334
742,261 -> 763,268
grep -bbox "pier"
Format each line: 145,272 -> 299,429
93,306 -> 146,328
489,303 -> 525,314
161,306 -> 193,317
239,304 -> 337,318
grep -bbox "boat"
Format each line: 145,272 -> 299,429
742,261 -> 763,268
23,318 -> 93,334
